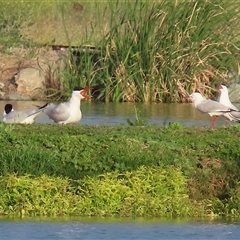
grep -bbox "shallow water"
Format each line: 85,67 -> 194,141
0,217 -> 240,240
1,100 -> 239,127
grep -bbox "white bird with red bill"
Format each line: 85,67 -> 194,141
43,87 -> 91,124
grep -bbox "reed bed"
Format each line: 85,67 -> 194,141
0,0 -> 240,102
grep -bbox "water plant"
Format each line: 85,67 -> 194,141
96,0 -> 240,102
0,166 -> 192,217
75,166 -> 192,217
127,105 -> 148,126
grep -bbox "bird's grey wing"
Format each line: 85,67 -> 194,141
3,110 -> 28,123
227,111 -> 240,122
197,100 -> 232,113
45,103 -> 70,122
3,107 -> 45,123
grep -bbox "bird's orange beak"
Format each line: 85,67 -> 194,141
81,87 -> 91,99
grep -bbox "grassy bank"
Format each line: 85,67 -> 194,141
0,124 -> 240,218
1,0 -> 240,102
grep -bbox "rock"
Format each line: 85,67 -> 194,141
5,92 -> 31,101
0,91 -> 5,97
15,67 -> 46,100
0,47 -> 68,100
0,82 -> 5,97
0,82 -> 4,89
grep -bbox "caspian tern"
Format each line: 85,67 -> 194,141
43,87 -> 91,124
218,84 -> 240,123
3,103 -> 47,124
190,92 -> 238,127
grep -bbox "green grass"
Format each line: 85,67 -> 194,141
0,124 -> 240,217
0,124 -> 240,179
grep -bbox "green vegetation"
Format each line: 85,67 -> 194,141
0,167 -> 191,217
0,123 -> 240,218
1,0 -> 240,218
1,0 -> 240,102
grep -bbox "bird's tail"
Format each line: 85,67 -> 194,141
28,103 -> 49,117
33,103 -> 48,110
37,103 -> 48,110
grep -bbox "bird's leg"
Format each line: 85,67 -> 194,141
211,116 -> 218,127
225,120 -> 230,125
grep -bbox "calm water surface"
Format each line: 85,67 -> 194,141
1,100 -> 239,126
0,217 -> 240,240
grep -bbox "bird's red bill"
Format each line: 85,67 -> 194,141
81,87 -> 91,99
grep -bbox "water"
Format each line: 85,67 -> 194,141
0,217 -> 240,240
1,100 -> 239,126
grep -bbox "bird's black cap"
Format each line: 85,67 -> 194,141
4,104 -> 13,114
73,87 -> 84,91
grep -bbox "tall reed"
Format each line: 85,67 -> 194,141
1,0 -> 240,102
70,0 -> 240,102
92,0 -> 240,102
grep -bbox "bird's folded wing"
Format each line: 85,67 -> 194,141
227,111 -> 240,120
3,111 -> 26,123
197,100 -> 234,113
48,103 -> 70,121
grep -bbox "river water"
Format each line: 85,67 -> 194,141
1,100 -> 239,126
0,217 -> 240,240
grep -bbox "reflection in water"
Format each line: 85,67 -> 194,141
0,217 -> 240,240
0,100 -> 239,126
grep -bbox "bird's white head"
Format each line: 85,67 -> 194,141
189,92 -> 206,106
218,84 -> 235,109
72,87 -> 91,100
3,104 -> 14,116
219,84 -> 228,94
